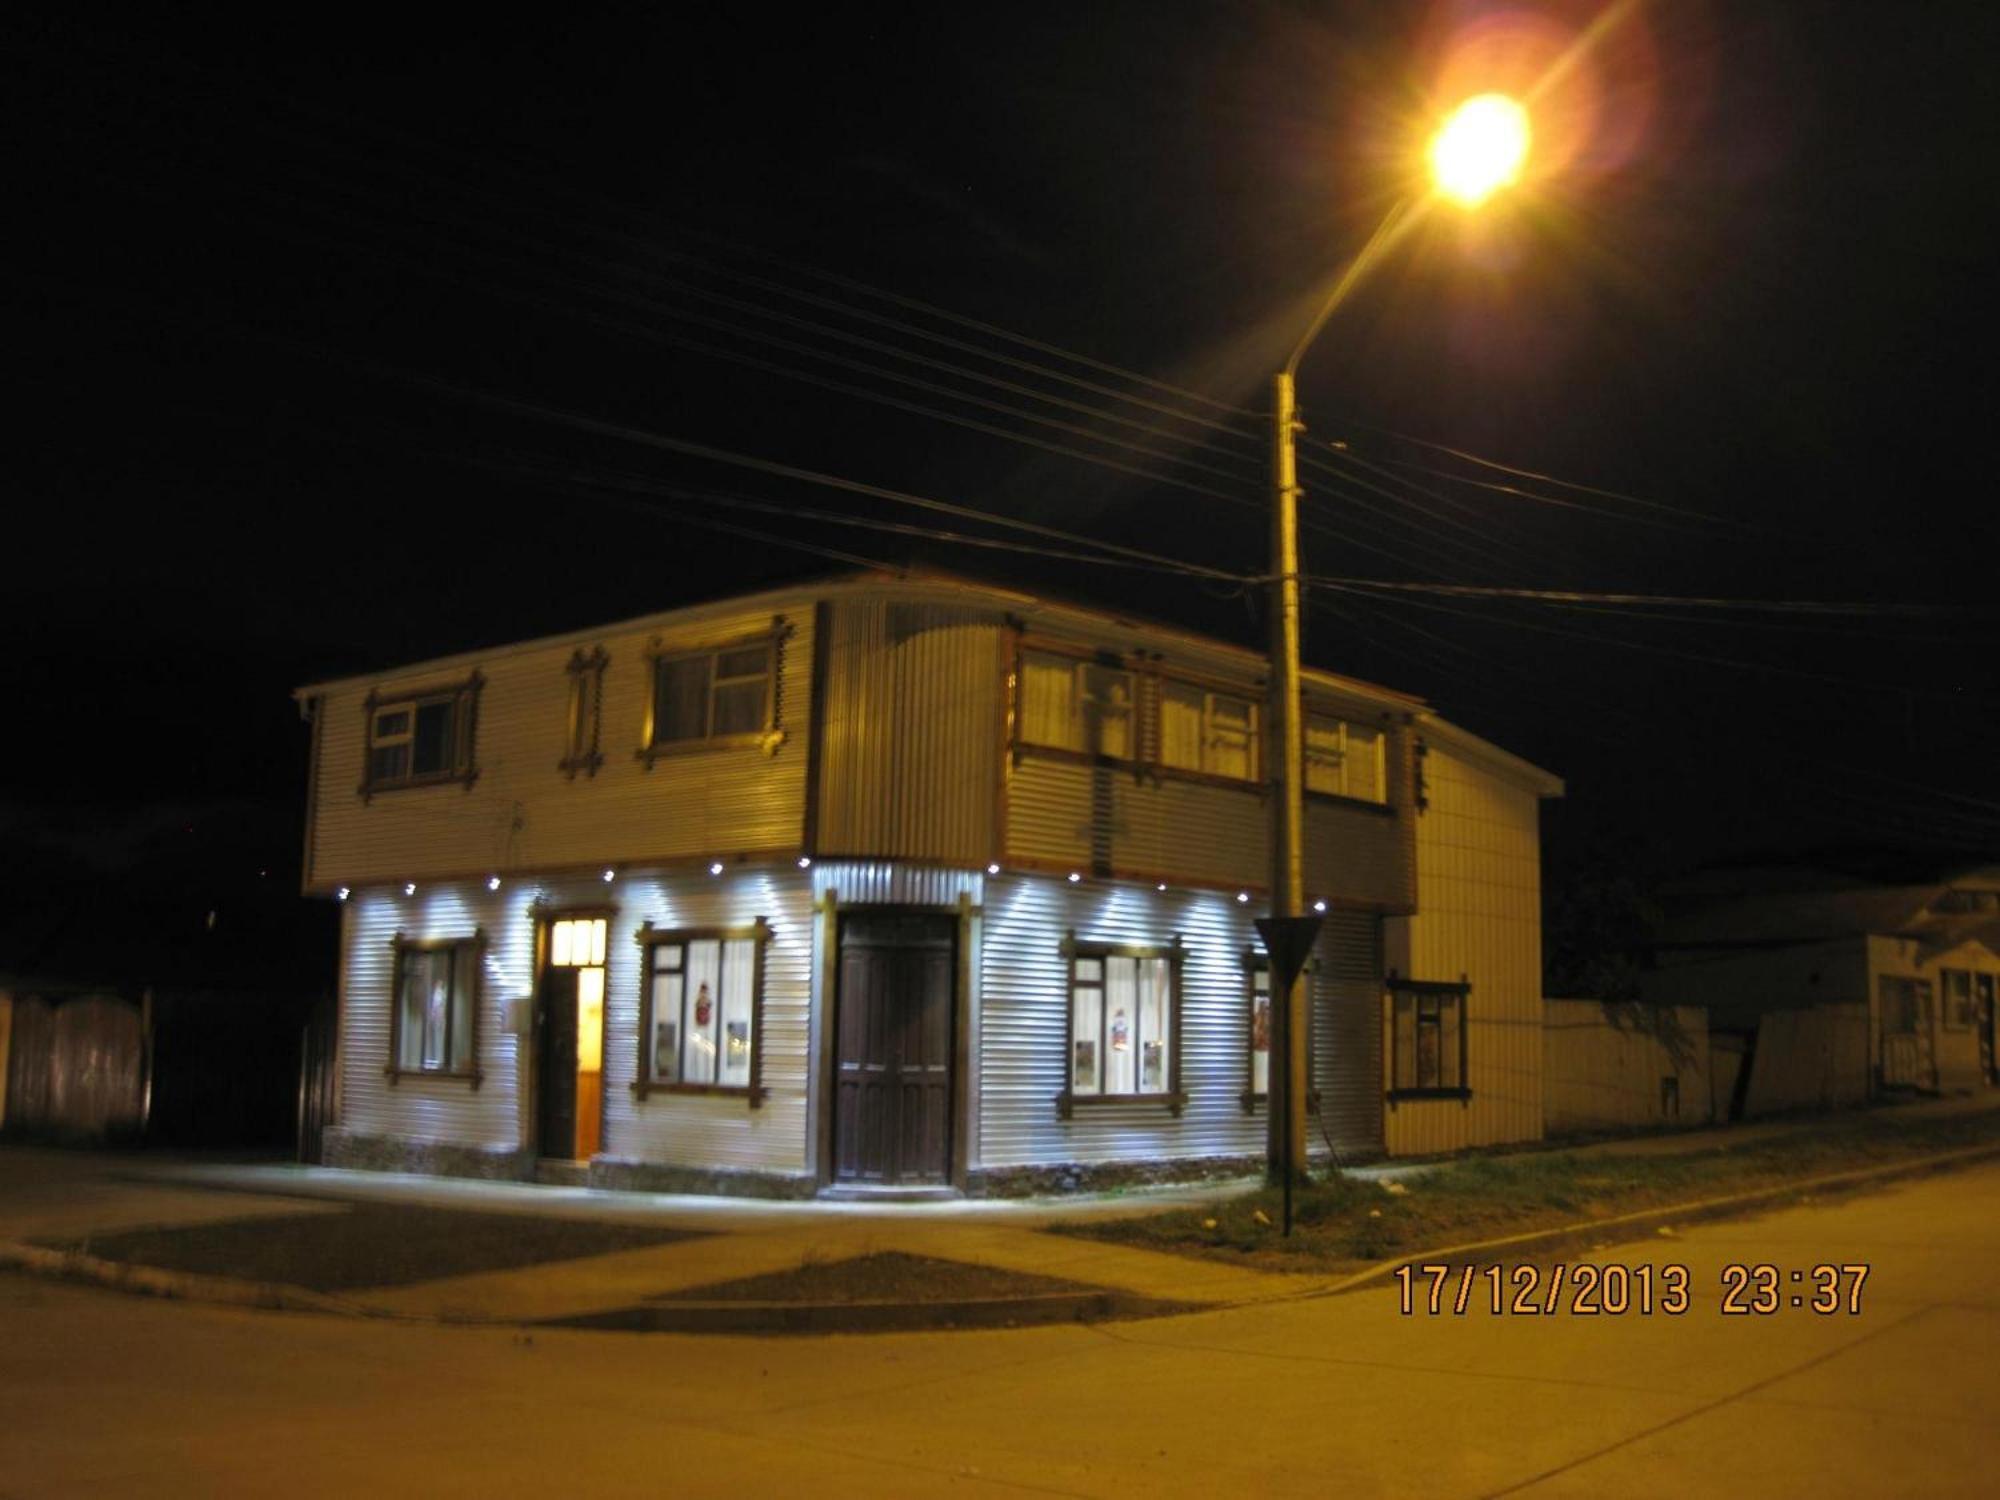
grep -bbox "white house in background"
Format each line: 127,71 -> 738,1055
294,569 -> 1562,1197
1644,860 -> 2000,1116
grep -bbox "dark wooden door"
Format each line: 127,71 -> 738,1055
537,967 -> 579,1159
834,914 -> 954,1185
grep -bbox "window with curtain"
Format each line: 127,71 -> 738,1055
1389,979 -> 1469,1097
639,926 -> 766,1099
1304,715 -> 1386,802
392,936 -> 481,1079
1019,650 -> 1134,760
1158,681 -> 1259,781
1068,946 -> 1177,1101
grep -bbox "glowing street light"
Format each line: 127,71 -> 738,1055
1428,93 -> 1532,207
1264,90 -> 1533,1209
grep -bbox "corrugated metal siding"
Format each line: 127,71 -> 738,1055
1009,745 -> 1411,910
1545,999 -> 1714,1132
1383,743 -> 1546,1156
337,869 -> 815,1174
312,608 -> 813,887
815,601 -> 1000,863
1314,910 -> 1384,1158
811,861 -> 984,909
599,867 -> 814,1175
976,875 -> 1378,1170
337,883 -> 535,1149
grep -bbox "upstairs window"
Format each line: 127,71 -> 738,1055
1019,651 -> 1135,760
635,922 -> 768,1103
1061,939 -> 1182,1113
362,675 -> 481,797
1305,715 -> 1386,803
1159,682 -> 1260,782
1389,977 -> 1470,1099
643,636 -> 776,758
389,933 -> 483,1083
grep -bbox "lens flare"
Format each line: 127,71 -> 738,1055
1429,93 -> 1532,206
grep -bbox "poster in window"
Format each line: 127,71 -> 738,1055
693,982 -> 713,1029
1141,1040 -> 1164,1091
654,1022 -> 678,1083
1416,1024 -> 1441,1089
1073,1039 -> 1096,1090
1109,1008 -> 1129,1051
1251,995 -> 1270,1054
725,1020 -> 750,1063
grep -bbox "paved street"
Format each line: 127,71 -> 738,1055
3,1157 -> 1995,1497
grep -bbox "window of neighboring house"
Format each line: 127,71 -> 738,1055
363,675 -> 481,795
1388,978 -> 1470,1097
1304,715 -> 1386,803
1878,975 -> 1932,1034
1064,942 -> 1180,1109
644,638 -> 775,755
1158,681 -> 1260,782
1019,650 -> 1136,760
390,934 -> 483,1082
635,922 -> 768,1102
560,647 -> 608,778
1245,956 -> 1317,1106
1941,968 -> 1974,1030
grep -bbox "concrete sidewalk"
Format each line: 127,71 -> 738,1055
7,1091 -> 1996,1328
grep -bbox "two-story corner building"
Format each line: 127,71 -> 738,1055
294,570 -> 1562,1197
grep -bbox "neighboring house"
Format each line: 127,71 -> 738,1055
295,570 -> 1562,1197
1644,859 -> 2000,1113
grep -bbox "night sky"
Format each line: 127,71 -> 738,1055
9,2 -> 1997,991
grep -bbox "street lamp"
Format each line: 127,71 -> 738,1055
1264,94 -> 1531,1206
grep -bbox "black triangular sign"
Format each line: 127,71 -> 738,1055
1254,915 -> 1323,992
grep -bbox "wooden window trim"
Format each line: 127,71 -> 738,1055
631,919 -> 770,1106
1386,973 -> 1470,1104
384,929 -> 485,1087
559,646 -> 609,779
358,672 -> 483,801
637,625 -> 787,766
1056,931 -> 1184,1117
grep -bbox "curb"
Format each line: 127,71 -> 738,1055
546,1288 -> 1192,1335
0,1241 -> 374,1319
1272,1140 -> 2000,1305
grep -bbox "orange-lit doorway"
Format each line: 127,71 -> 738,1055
537,915 -> 608,1161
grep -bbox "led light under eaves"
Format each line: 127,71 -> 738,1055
1066,871 -> 1081,883
708,861 -> 725,876
1156,883 -> 1167,892
797,856 -> 812,869
1313,899 -> 1327,914
487,876 -> 502,891
403,882 -> 416,897
602,868 -> 616,883
336,886 -> 350,901
986,863 -> 1001,876
1236,891 -> 1250,904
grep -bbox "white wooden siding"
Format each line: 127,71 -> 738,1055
310,607 -> 813,887
1383,741 -> 1547,1155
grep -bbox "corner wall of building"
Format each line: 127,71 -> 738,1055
1382,740 -> 1547,1155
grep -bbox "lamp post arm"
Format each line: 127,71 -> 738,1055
1282,196 -> 1422,379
